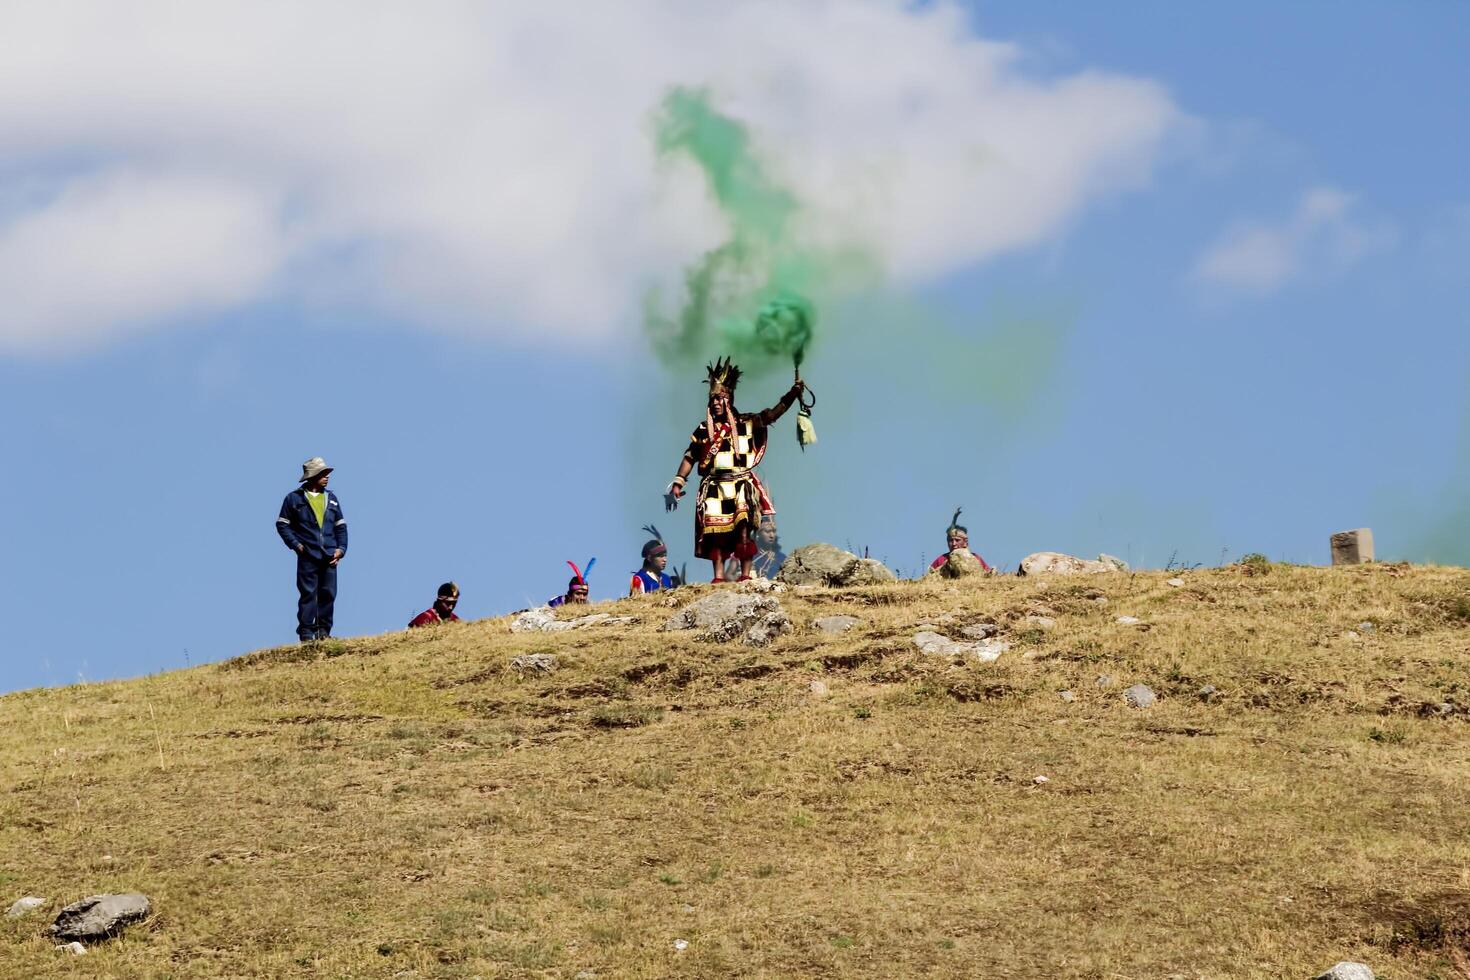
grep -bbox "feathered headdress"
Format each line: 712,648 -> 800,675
948,507 -> 968,535
566,558 -> 597,587
640,524 -> 667,560
705,356 -> 742,395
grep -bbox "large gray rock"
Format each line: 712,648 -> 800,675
777,544 -> 895,588
1019,552 -> 1122,576
661,592 -> 791,647
1313,963 -> 1374,980
844,558 -> 898,585
778,543 -> 855,585
50,893 -> 151,943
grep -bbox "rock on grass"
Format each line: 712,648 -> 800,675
661,592 -> 792,647
50,893 -> 150,943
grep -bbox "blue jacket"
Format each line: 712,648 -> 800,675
276,487 -> 348,560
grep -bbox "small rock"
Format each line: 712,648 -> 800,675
55,942 -> 86,955
7,896 -> 46,918
510,607 -> 560,633
1116,615 -> 1141,625
49,893 -> 151,943
972,639 -> 1009,663
1166,577 -> 1184,587
1436,702 -> 1456,716
1313,963 -> 1374,980
575,972 -> 597,980
1092,596 -> 1109,606
913,631 -> 1008,663
1345,631 -> 1361,642
959,623 -> 998,639
1025,615 -> 1057,629
1124,684 -> 1157,708
509,653 -> 557,674
934,613 -> 956,624
1032,775 -> 1050,785
1198,684 -> 1218,700
1096,674 -> 1115,688
1058,690 -> 1077,703
845,557 -> 899,585
914,631 -> 965,655
813,615 -> 859,635
673,938 -> 689,951
1357,621 -> 1376,634
1097,554 -> 1130,572
737,576 -> 786,594
809,680 -> 830,698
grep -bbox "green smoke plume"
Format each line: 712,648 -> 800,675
644,87 -> 849,372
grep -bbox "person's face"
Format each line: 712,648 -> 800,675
307,472 -> 330,492
651,554 -> 668,572
435,594 -> 458,614
947,530 -> 968,551
757,522 -> 777,548
709,391 -> 731,420
569,585 -> 589,604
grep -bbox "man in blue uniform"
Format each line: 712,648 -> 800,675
276,457 -> 348,642
629,525 -> 676,595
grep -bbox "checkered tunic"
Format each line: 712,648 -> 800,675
687,415 -> 776,559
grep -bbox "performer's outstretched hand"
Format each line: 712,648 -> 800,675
665,480 -> 684,512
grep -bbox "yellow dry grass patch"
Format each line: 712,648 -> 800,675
4,564 -> 1470,978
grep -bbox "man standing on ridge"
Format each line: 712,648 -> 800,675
276,457 -> 348,642
665,358 -> 805,583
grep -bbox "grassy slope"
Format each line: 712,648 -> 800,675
4,564 -> 1470,979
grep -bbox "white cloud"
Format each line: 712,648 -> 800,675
0,172 -> 286,350
1192,186 -> 1395,294
0,0 -> 1178,354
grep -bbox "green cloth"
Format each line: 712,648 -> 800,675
306,491 -> 327,528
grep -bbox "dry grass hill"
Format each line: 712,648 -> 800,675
4,562 -> 1470,978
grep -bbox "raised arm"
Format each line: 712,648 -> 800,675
756,380 -> 806,426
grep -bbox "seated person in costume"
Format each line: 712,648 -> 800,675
751,514 -> 787,579
665,357 -> 805,583
408,581 -> 461,627
930,508 -> 991,572
630,525 -> 676,595
548,560 -> 594,607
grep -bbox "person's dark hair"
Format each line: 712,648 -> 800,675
568,577 -> 588,590
437,582 -> 459,599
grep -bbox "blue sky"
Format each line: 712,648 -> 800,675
2,1 -> 1467,692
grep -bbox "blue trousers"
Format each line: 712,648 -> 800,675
295,555 -> 338,640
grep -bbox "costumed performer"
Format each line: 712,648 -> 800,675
664,358 -> 805,583
630,525 -> 676,595
929,508 -> 991,572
